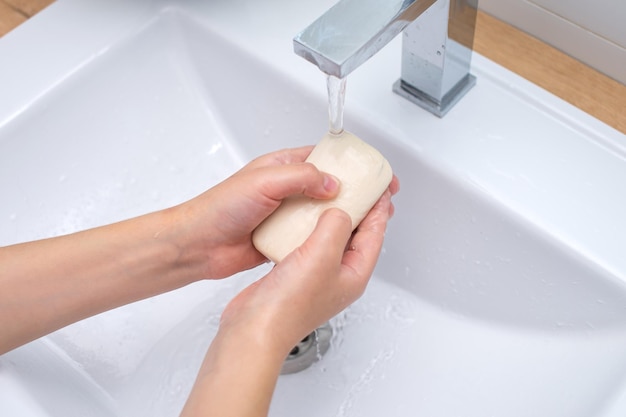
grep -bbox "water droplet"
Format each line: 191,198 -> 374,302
207,142 -> 223,155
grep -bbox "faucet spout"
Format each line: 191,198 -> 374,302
294,0 -> 437,79
294,0 -> 478,117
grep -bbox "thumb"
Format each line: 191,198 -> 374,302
255,163 -> 340,202
294,208 -> 352,265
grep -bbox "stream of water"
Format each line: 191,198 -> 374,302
327,75 -> 347,135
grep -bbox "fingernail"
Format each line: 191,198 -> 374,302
323,174 -> 340,192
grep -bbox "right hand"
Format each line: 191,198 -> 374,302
219,178 -> 398,356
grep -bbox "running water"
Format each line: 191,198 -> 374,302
327,75 -> 347,135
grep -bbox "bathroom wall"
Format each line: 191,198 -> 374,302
479,0 -> 626,85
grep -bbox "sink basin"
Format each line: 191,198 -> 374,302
2,1 -> 626,416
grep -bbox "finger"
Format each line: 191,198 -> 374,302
295,208 -> 353,265
254,162 -> 340,202
341,188 -> 392,282
384,176 -> 399,218
389,175 -> 400,196
243,146 -> 314,171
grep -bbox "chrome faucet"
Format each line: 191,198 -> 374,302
293,0 -> 477,117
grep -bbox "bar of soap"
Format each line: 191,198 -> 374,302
252,131 -> 393,263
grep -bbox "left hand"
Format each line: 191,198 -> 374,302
164,146 -> 341,280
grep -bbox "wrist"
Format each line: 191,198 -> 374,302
182,318 -> 287,416
216,320 -> 290,367
154,203 -> 217,282
220,284 -> 314,361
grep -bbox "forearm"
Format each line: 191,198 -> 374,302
0,208 -> 202,353
180,323 -> 288,417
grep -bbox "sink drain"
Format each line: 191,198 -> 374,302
280,322 -> 332,374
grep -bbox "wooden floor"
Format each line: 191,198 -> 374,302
0,0 -> 53,33
1,0 -> 625,134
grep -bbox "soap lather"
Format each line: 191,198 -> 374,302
252,131 -> 393,263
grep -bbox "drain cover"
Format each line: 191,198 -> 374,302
280,322 -> 332,374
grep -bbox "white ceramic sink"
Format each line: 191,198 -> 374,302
2,1 -> 626,416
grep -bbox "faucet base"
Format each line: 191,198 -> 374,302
393,74 -> 476,118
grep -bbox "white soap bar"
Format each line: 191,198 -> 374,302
252,131 -> 393,263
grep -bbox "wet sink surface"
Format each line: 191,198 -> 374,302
1,1 -> 626,416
